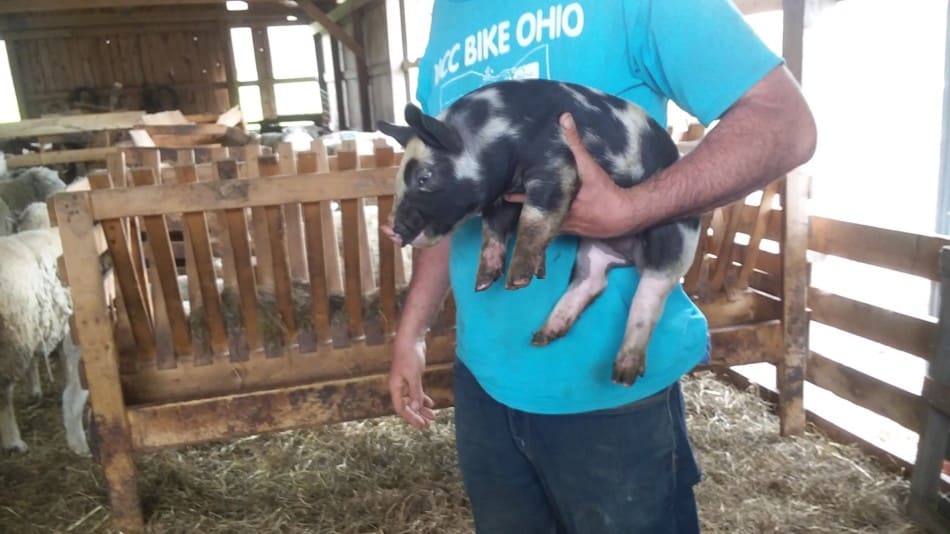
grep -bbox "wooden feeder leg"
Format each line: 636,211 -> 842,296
778,171 -> 808,436
53,192 -> 144,532
99,441 -> 144,532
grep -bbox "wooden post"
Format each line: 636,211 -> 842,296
907,246 -> 950,532
778,0 -> 808,436
54,191 -> 143,533
251,25 -> 277,120
352,8 -> 373,131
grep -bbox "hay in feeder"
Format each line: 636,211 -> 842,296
0,371 -> 926,533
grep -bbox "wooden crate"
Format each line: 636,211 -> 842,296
52,141 -> 451,532
52,139 -> 806,531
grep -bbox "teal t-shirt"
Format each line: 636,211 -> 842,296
415,0 -> 782,414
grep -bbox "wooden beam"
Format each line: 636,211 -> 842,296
126,363 -> 454,451
809,287 -> 938,362
718,367 -> 916,477
5,147 -> 119,168
708,320 -> 785,367
327,0 -> 381,23
806,351 -> 925,434
251,25 -> 278,119
810,216 -> 950,282
0,0 -> 284,14
0,110 -> 145,140
89,167 -> 397,219
120,333 -> 455,407
299,0 -> 365,59
53,191 -> 144,532
352,8 -> 373,131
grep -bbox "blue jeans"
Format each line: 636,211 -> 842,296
453,361 -> 702,534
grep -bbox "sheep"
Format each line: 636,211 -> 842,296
0,204 -> 89,455
0,166 -> 66,215
15,201 -> 50,232
0,197 -> 12,237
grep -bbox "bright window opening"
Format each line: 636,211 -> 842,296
0,41 -> 21,123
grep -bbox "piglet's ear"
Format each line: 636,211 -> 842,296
404,104 -> 463,153
376,121 -> 415,148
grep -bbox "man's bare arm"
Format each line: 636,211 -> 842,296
388,241 -> 451,428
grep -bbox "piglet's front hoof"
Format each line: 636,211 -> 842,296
612,354 -> 646,387
505,256 -> 542,290
475,269 -> 503,292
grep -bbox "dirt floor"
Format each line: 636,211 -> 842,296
0,371 -> 926,534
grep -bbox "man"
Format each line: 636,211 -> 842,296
387,1 -> 817,532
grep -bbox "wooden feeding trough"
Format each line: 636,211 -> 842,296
51,138 -> 806,531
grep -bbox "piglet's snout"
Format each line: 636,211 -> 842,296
381,224 -> 402,246
392,209 -> 425,247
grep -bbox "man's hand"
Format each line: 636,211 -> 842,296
505,113 -> 635,238
389,336 -> 437,429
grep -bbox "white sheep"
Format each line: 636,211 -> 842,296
0,197 -> 12,236
0,204 -> 89,455
0,166 -> 66,215
15,201 -> 50,232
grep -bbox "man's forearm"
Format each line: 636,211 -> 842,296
395,240 -> 452,344
619,67 -> 817,233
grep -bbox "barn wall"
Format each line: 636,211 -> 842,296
331,0 -> 394,131
6,24 -> 233,117
0,4 -> 312,120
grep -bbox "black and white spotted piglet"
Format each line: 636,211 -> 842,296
378,79 -> 699,386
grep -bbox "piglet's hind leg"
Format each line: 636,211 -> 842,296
612,272 -> 679,386
533,240 -> 626,345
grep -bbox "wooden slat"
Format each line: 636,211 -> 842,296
806,351 -> 924,433
243,146 -> 275,287
709,200 -> 745,291
683,213 -> 712,295
138,151 -> 174,364
373,140 -> 407,287
311,139 -> 344,296
121,333 -> 457,406
337,142 -> 377,295
86,171 -> 156,370
298,151 -> 333,348
127,364 -> 454,451
378,194 -> 397,340
707,320 -> 784,367
697,290 -> 782,329
107,153 -> 152,322
738,182 -> 780,288
259,155 -> 296,355
810,216 -> 950,282
88,167 -> 397,219
130,168 -> 191,367
341,197 -> 366,343
177,165 -> 229,362
53,191 -> 144,532
218,160 -> 260,358
277,142 -> 309,280
808,287 -> 937,361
